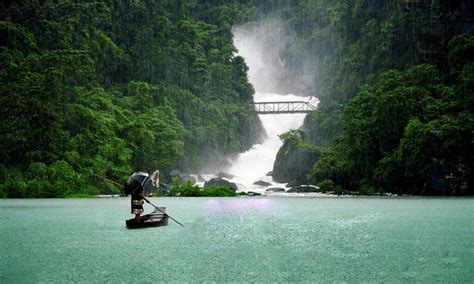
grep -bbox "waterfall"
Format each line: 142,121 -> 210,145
225,93 -> 307,188
221,25 -> 317,192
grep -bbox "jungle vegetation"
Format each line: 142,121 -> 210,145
241,0 -> 473,195
0,0 -> 261,197
1,0 -> 472,197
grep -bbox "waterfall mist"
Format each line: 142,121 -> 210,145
232,18 -> 321,97
232,19 -> 293,94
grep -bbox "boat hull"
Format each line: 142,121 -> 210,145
126,207 -> 169,229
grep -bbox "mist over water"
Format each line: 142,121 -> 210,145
224,24 -> 317,191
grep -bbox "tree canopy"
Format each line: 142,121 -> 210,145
0,0 -> 261,197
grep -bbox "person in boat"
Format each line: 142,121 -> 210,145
124,172 -> 149,223
124,170 -> 160,223
131,185 -> 144,223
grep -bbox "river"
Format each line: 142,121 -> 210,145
1,197 -> 473,282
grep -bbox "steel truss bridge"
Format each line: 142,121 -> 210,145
252,101 -> 317,114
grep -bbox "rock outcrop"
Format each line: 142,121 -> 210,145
253,180 -> 272,186
265,187 -> 285,192
287,185 -> 319,193
204,178 -> 238,191
272,131 -> 321,184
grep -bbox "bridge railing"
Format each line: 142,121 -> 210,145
252,101 -> 317,114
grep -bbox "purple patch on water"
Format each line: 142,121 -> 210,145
204,198 -> 274,213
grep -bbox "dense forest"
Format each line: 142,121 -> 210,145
245,0 -> 473,195
1,0 -> 473,197
0,0 -> 262,197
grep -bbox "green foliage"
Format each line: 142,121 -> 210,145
2,1 -> 471,197
309,59 -> 474,195
358,184 -> 380,196
448,34 -> 474,77
200,186 -> 237,197
0,0 -> 260,197
0,165 -> 27,198
169,177 -> 236,197
170,177 -> 201,197
278,130 -> 303,146
241,1 -> 471,195
267,1 -> 474,195
316,179 -> 335,193
242,0 -> 427,148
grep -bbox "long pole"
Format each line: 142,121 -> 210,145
92,173 -> 185,227
91,173 -> 123,188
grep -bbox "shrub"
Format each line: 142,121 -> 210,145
201,186 -> 236,197
170,177 -> 201,196
316,179 -> 335,193
169,177 -> 236,197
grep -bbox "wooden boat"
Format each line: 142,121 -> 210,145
126,207 -> 169,229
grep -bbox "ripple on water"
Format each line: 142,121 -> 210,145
0,197 -> 473,282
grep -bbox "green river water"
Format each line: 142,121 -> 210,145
1,197 -> 473,282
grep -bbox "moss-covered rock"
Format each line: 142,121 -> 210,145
204,178 -> 238,191
272,130 -> 321,183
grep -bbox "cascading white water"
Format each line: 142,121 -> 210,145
222,25 -> 317,192
225,93 -> 307,188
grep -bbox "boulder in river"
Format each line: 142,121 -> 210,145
253,180 -> 272,186
239,191 -> 262,196
287,185 -> 319,193
204,178 -> 238,191
265,187 -> 285,192
272,131 -> 321,184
